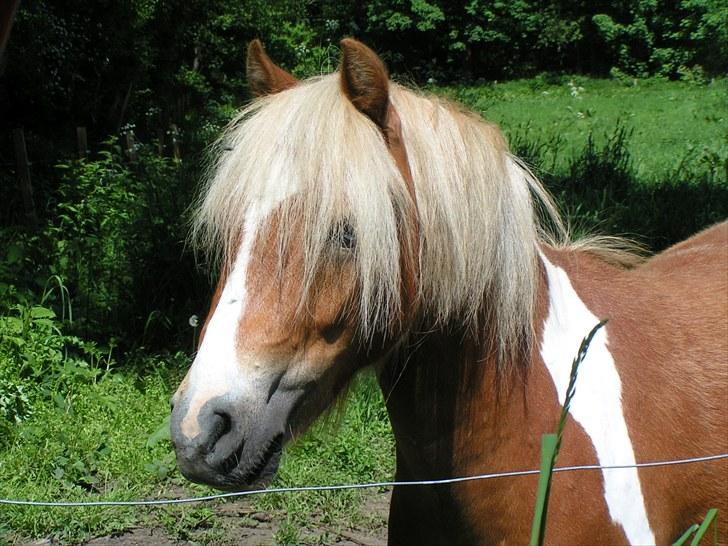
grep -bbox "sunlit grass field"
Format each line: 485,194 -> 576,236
440,76 -> 727,181
0,358 -> 394,544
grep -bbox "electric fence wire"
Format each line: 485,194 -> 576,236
1,453 -> 726,508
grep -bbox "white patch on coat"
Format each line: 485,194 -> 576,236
180,213 -> 260,439
180,169 -> 299,439
539,252 -> 655,546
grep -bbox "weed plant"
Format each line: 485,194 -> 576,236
1,138 -> 210,354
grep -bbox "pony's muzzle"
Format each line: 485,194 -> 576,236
170,395 -> 245,486
169,383 -> 298,490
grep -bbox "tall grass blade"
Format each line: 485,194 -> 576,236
528,319 -> 608,546
529,433 -> 559,546
41,274 -> 73,323
673,524 -> 699,546
689,508 -> 718,546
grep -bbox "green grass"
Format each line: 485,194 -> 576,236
0,362 -> 178,543
0,363 -> 393,545
439,76 -> 728,182
435,77 -> 727,250
672,508 -> 719,546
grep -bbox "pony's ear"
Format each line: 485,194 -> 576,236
339,38 -> 389,129
246,39 -> 298,97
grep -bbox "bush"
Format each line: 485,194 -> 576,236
0,282 -> 107,446
592,0 -> 728,79
1,139 -> 209,351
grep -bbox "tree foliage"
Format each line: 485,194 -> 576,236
2,0 -> 724,150
2,0 -> 725,131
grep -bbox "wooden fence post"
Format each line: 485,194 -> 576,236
170,124 -> 181,161
12,127 -> 37,225
76,126 -> 88,159
0,0 -> 20,62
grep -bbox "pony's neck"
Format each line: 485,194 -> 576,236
376,246 -> 637,542
377,245 -> 627,471
378,327 -> 543,540
375,250 -> 560,541
378,263 -> 550,467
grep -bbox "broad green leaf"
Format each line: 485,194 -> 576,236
146,415 -> 171,448
30,306 -> 56,319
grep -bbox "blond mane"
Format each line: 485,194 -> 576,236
192,74 -> 629,366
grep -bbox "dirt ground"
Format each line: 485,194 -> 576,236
19,490 -> 390,546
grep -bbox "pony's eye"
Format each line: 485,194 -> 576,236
332,222 -> 356,250
341,223 -> 356,249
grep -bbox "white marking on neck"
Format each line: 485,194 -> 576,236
539,252 -> 655,545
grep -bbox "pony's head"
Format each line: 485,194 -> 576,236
170,39 -> 421,489
170,38 -> 543,489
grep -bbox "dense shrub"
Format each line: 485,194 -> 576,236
0,283 -> 99,445
592,0 -> 728,78
0,141 -> 208,351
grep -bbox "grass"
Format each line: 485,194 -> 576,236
439,76 -> 728,182
0,362 -> 393,545
672,509 -> 719,546
0,360 -> 179,543
436,77 -> 727,251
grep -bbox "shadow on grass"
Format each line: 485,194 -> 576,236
513,123 -> 728,251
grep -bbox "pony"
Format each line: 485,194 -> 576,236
170,38 -> 728,544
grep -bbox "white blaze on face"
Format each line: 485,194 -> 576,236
179,162 -> 301,440
539,252 -> 655,546
180,213 -> 260,439
180,162 -> 298,439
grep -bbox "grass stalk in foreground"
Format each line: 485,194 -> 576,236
671,508 -> 719,546
529,319 -> 608,546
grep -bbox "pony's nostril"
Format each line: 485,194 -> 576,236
217,411 -> 232,436
207,409 -> 246,474
207,411 -> 232,451
220,439 -> 245,474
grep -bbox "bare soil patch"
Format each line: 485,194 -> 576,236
14,489 -> 390,546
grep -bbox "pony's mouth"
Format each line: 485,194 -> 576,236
219,433 -> 284,490
172,382 -> 311,491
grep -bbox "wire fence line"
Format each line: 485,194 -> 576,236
2,453 -> 726,508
